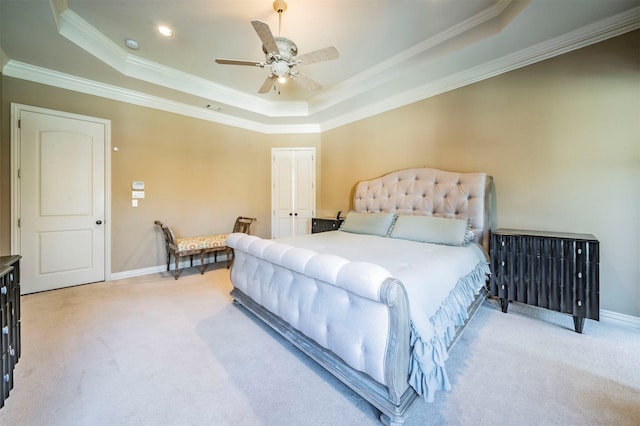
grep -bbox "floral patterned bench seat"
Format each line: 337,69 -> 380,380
154,217 -> 256,279
177,234 -> 228,252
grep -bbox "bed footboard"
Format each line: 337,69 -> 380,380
227,233 -> 417,425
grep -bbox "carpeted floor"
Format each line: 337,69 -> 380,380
0,265 -> 638,426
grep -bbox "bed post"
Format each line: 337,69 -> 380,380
481,175 -> 494,254
378,278 -> 417,426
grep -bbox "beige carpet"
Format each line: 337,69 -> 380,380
0,265 -> 638,426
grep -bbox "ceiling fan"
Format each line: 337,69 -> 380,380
215,0 -> 339,94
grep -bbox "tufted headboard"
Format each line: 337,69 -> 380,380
353,168 -> 493,253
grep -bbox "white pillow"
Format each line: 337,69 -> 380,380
389,215 -> 472,246
340,212 -> 397,237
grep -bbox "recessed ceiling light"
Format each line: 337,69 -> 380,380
158,26 -> 174,37
124,38 -> 139,50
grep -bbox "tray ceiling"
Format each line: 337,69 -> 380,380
1,0 -> 638,133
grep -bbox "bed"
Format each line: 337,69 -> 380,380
226,167 -> 493,425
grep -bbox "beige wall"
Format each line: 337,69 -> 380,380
0,79 -> 320,271
320,31 -> 639,317
1,30 -> 638,317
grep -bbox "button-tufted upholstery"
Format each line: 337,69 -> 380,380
228,233 -> 411,389
353,168 -> 491,251
226,168 -> 493,424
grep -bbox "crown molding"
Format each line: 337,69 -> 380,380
1,60 -> 320,134
48,0 -> 515,120
320,6 -> 640,132
309,0 -> 516,114
0,47 -> 8,70
4,6 -> 638,135
52,6 -> 309,118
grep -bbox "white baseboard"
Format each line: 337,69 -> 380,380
110,259 -> 640,332
110,265 -> 167,280
600,309 -> 640,331
110,254 -> 229,281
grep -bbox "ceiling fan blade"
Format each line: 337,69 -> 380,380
258,76 -> 276,94
297,46 -> 339,65
292,73 -> 322,92
215,59 -> 264,67
251,20 -> 279,56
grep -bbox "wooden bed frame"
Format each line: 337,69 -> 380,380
228,168 -> 493,425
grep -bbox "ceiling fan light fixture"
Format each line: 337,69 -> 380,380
277,76 -> 287,84
270,59 -> 290,77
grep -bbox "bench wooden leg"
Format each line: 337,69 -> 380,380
174,254 -> 180,280
200,251 -> 206,274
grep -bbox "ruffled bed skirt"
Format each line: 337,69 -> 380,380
408,261 -> 490,402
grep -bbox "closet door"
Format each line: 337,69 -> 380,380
272,148 -> 315,239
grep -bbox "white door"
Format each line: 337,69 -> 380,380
272,148 -> 315,239
16,106 -> 109,294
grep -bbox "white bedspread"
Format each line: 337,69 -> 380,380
278,230 -> 489,401
279,231 -> 486,343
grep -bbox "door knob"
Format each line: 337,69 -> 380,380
96,220 -> 103,225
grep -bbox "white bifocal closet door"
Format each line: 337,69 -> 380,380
271,148 -> 315,239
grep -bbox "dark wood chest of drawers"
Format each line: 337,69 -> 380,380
311,218 -> 344,234
0,255 -> 21,408
489,229 -> 599,333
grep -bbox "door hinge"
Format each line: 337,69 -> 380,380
17,218 -> 20,228
17,169 -> 21,178
18,119 -> 21,129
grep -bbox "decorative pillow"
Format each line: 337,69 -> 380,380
339,212 -> 397,237
389,215 -> 472,246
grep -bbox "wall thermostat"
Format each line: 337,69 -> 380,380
132,181 -> 145,190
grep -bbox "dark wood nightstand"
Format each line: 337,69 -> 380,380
489,229 -> 599,333
311,218 -> 344,233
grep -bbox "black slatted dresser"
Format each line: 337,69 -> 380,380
489,229 -> 599,333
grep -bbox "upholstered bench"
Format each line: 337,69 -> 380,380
154,217 -> 255,279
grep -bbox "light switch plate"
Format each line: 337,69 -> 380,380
132,191 -> 145,199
